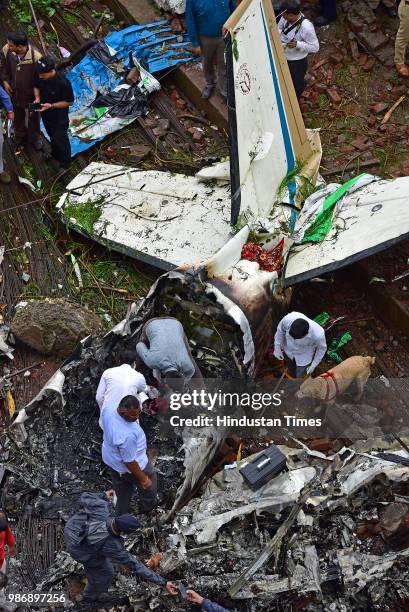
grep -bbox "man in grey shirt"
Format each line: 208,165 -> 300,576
136,317 -> 204,389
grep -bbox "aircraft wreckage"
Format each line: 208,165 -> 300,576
2,0 -> 409,610
2,256 -> 409,610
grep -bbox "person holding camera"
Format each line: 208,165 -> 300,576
278,0 -> 319,99
33,56 -> 74,172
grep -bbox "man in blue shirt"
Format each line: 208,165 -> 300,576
102,395 -> 157,516
186,0 -> 236,100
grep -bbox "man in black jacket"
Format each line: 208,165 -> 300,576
64,492 -> 177,604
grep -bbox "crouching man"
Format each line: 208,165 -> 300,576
64,492 -> 177,605
136,317 -> 204,391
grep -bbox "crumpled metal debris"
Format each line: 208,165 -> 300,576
177,449 -> 316,544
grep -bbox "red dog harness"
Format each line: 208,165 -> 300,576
320,371 -> 340,402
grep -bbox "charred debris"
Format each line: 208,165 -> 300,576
0,267 -> 409,611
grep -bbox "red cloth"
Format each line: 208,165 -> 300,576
0,527 -> 15,566
146,397 -> 169,417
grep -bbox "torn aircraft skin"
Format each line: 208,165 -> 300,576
57,0 -> 409,290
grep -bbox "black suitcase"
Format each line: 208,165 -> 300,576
240,444 -> 287,490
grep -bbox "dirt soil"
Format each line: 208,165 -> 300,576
291,266 -> 409,379
302,1 -> 406,180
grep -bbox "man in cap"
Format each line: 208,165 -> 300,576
0,512 -> 16,577
274,311 -> 327,378
33,56 -> 74,172
0,31 -> 42,149
102,395 -> 157,516
65,491 -> 177,604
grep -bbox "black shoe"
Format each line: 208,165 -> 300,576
201,85 -> 215,99
314,15 -> 335,26
81,593 -> 129,607
385,5 -> 397,16
83,593 -> 114,604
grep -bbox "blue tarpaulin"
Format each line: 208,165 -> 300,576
61,22 -> 194,157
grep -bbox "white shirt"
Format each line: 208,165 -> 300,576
274,311 -> 327,372
96,364 -> 149,412
101,406 -> 148,474
278,16 -> 319,61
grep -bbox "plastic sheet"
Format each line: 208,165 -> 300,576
64,23 -> 194,156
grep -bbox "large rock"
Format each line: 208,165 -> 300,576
11,298 -> 103,358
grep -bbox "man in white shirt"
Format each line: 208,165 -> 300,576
102,395 -> 157,515
96,350 -> 151,426
274,311 -> 327,378
278,0 -> 319,99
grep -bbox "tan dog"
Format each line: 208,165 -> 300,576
296,356 -> 376,403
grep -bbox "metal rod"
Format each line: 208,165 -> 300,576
28,0 -> 47,55
92,13 -> 106,38
2,361 -> 44,381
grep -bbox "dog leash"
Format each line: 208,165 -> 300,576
319,371 -> 339,402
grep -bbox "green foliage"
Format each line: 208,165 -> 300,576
231,210 -> 253,234
64,196 -> 106,235
276,159 -> 305,201
298,176 -> 323,202
64,11 -> 79,25
65,246 -> 154,325
232,37 -> 239,62
10,0 -> 61,25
